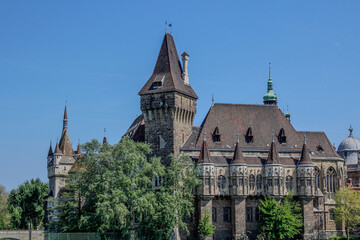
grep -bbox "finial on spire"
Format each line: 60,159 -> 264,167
269,62 -> 271,79
272,133 -> 275,143
237,134 -> 239,143
165,20 -> 167,33
203,130 -> 206,142
349,125 -> 353,136
212,94 -> 214,105
304,133 -> 307,144
169,23 -> 172,34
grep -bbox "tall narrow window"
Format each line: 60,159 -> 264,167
218,176 -> 226,189
278,128 -> 286,144
256,175 -> 262,189
249,175 -> 255,190
246,127 -> 254,143
255,207 -> 261,222
213,127 -> 221,142
212,207 -> 217,222
327,167 -> 336,193
223,207 -> 231,223
286,176 -> 293,191
314,167 -> 320,190
246,207 -> 253,222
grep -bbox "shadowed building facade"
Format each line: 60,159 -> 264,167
124,33 -> 346,240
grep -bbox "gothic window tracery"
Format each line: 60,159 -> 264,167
326,167 -> 336,193
256,175 -> 262,189
249,175 -> 255,189
286,176 -> 293,191
314,167 -> 321,190
218,175 -> 226,189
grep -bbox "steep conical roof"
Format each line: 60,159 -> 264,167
54,141 -> 62,155
76,141 -> 81,154
232,135 -> 246,164
267,135 -> 280,164
298,136 -> 313,165
138,33 -> 198,99
48,142 -> 53,157
198,135 -> 212,163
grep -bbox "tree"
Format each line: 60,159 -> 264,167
333,187 -> 360,240
258,195 -> 303,239
7,178 -> 48,230
53,137 -> 200,239
0,184 -> 11,229
198,211 -> 215,239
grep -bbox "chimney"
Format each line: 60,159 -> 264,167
181,52 -> 189,85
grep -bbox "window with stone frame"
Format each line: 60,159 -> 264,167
267,179 -> 273,187
205,177 -> 211,186
223,207 -> 231,223
327,167 -> 337,193
256,175 -> 262,189
238,178 -> 244,187
274,178 -> 280,187
212,207 -> 217,222
306,179 -> 312,186
246,207 -> 253,222
218,175 -> 226,189
249,175 -> 255,189
286,176 -> 293,191
255,207 -> 261,222
232,178 -> 237,187
314,167 -> 321,190
300,179 -> 306,187
329,208 -> 335,221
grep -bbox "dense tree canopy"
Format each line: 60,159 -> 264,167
53,137 -> 200,239
7,178 -> 48,230
333,187 -> 360,240
0,184 -> 10,229
258,195 -> 303,240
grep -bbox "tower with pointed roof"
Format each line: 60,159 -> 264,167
47,106 -> 78,214
263,63 -> 278,105
138,33 -> 198,164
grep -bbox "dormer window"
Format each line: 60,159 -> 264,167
150,75 -> 165,90
213,127 -> 221,142
246,127 -> 254,143
278,128 -> 286,144
317,144 -> 324,152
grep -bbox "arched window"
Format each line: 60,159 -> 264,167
278,128 -> 286,144
286,176 -> 293,191
246,127 -> 254,143
327,167 -> 336,193
314,167 -> 321,190
217,175 -> 226,189
256,175 -> 262,189
249,175 -> 255,190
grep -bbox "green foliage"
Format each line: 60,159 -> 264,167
53,137 -> 200,240
198,211 -> 215,238
258,195 -> 303,240
328,236 -> 358,240
7,178 -> 48,230
333,187 -> 360,239
0,184 -> 11,229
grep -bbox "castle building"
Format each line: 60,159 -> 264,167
338,126 -> 360,188
124,33 -> 346,239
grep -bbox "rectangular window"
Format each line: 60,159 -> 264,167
300,179 -> 306,187
274,179 -> 280,186
232,178 -> 237,187
205,178 -> 210,186
223,207 -> 231,223
306,179 -> 312,186
330,209 -> 335,221
267,179 -> 273,187
246,207 -> 253,222
239,178 -> 244,187
212,207 -> 217,222
255,207 -> 261,222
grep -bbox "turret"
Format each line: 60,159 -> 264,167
297,135 -> 315,197
264,135 -> 284,196
263,63 -> 278,105
230,134 -> 248,196
197,133 -> 215,196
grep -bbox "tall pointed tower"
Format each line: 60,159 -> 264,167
263,63 -> 278,105
139,33 -> 198,164
47,106 -> 77,200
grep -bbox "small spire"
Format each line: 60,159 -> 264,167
349,125 -> 353,137
54,139 -> 62,155
103,128 -> 107,144
76,140 -> 81,154
232,134 -> 246,164
269,62 -> 271,79
237,133 -> 240,143
267,138 -> 280,164
199,132 -> 212,163
48,141 -> 53,157
63,104 -> 68,129
263,62 -> 277,105
304,133 -> 307,144
299,136 -> 313,165
272,133 -> 275,143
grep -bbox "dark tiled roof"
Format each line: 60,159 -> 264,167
192,103 -> 303,150
123,114 -> 145,142
59,128 -> 74,156
298,142 -> 313,165
192,156 -> 297,165
297,131 -> 341,158
138,33 -> 198,99
198,138 -> 212,163
267,141 -> 280,164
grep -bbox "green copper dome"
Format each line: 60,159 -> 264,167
263,63 -> 278,105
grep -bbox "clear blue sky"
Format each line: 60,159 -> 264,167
1,1 -> 359,191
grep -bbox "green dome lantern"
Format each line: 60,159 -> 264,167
263,63 -> 278,105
